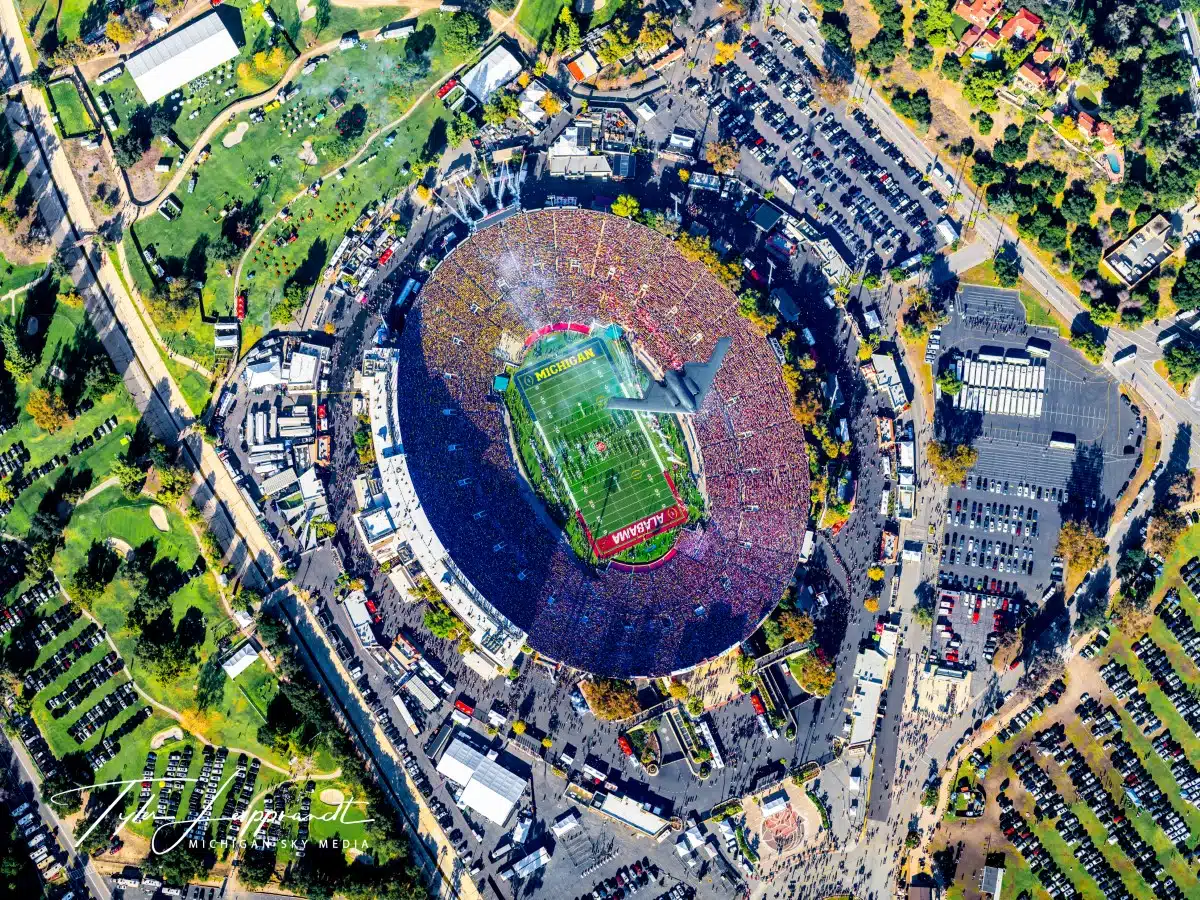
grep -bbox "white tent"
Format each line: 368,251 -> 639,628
244,357 -> 282,390
436,736 -> 525,825
126,12 -> 240,104
461,45 -> 522,101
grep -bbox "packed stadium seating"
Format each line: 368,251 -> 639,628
394,209 -> 810,676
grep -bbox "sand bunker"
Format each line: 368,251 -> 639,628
319,788 -> 345,806
299,141 -> 318,166
222,122 -> 249,148
149,505 -> 170,532
107,537 -> 133,557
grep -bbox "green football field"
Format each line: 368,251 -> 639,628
515,336 -> 684,556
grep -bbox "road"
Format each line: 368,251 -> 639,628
2,730 -> 112,900
779,6 -> 1200,475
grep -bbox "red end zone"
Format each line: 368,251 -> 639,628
577,471 -> 690,560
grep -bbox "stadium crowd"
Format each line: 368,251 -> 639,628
393,209 -> 810,676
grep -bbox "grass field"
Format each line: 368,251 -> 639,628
127,12 -> 464,352
89,3 -> 296,151
515,335 -> 681,553
50,485 -> 291,767
517,0 -> 567,42
0,288 -> 141,534
47,78 -> 94,137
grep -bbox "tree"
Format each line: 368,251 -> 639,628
596,22 -> 636,65
238,847 -> 278,889
1164,341 -> 1200,386
713,42 -> 739,67
511,719 -> 526,735
0,320 -> 35,382
940,52 -> 963,82
611,194 -> 640,218
442,11 -> 486,58
973,111 -> 994,135
209,235 -> 240,263
927,441 -> 977,485
550,6 -> 582,55
637,13 -> 672,53
1173,255 -> 1200,311
790,650 -> 835,696
579,678 -> 640,720
27,387 -> 68,433
112,459 -> 147,498
667,681 -> 690,701
993,250 -> 1021,287
1069,327 -> 1104,364
1146,511 -> 1187,559
866,565 -> 885,581
105,18 -> 135,44
1056,520 -> 1106,581
538,93 -> 562,117
936,369 -> 963,396
1060,182 -> 1097,225
314,0 -> 331,34
705,138 -> 740,174
764,608 -> 814,649
423,599 -> 465,640
482,91 -> 519,127
909,43 -> 933,70
155,463 -> 192,504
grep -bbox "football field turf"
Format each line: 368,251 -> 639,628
515,337 -> 685,556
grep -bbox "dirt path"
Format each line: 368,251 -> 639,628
78,475 -> 117,504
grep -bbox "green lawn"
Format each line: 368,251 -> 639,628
517,0 -> 567,42
47,78 -> 95,137
128,13 -> 465,341
0,289 -> 140,534
51,485 -> 291,767
950,14 -> 971,40
88,2 -> 297,151
0,259 -> 45,297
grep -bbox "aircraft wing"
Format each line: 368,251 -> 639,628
606,381 -> 679,414
680,337 -> 732,402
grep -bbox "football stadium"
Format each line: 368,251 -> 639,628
390,208 -> 810,676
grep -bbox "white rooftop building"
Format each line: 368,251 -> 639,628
462,45 -> 522,102
126,12 -> 240,104
221,642 -> 260,679
436,736 -> 526,825
244,356 -> 282,391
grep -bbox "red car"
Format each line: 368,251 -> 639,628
617,735 -> 634,756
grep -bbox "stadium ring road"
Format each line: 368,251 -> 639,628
391,208 -> 810,677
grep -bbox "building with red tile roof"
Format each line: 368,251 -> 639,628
1031,41 -> 1054,65
1014,60 -> 1062,92
1000,6 -> 1043,41
953,0 -> 1002,28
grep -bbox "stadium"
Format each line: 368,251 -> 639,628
389,208 -> 810,676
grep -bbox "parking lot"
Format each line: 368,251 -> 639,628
715,27 -> 947,269
932,289 -> 1142,671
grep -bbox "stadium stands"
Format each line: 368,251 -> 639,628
393,209 -> 809,676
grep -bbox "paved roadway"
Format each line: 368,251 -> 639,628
778,5 -> 1200,475
2,730 -> 111,900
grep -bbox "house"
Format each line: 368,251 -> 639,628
565,51 -> 600,83
1014,61 -> 1063,93
1031,41 -> 1054,65
999,7 -> 1042,42
1077,111 -> 1115,145
955,24 -> 983,56
973,29 -> 1001,57
952,0 -> 1002,28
